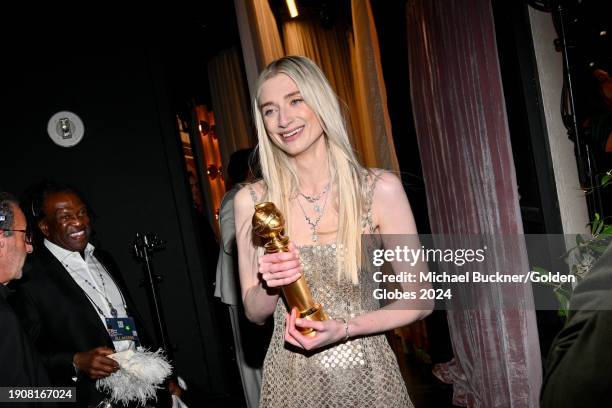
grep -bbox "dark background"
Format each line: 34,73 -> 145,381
1,4 -> 243,402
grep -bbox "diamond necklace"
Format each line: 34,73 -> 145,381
299,181 -> 330,214
296,185 -> 330,242
299,181 -> 330,203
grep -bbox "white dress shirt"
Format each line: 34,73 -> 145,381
44,239 -> 134,352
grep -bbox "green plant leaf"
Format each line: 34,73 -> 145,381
554,289 -> 571,317
556,287 -> 572,299
591,244 -> 609,253
531,266 -> 548,275
591,216 -> 604,235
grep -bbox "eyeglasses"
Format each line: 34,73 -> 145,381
2,229 -> 33,244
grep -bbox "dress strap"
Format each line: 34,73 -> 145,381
362,170 -> 384,233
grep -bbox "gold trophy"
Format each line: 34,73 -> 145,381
252,202 -> 328,335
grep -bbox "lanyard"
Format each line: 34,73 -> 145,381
64,255 -> 128,318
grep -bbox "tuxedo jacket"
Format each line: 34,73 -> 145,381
540,242 -> 612,407
0,285 -> 57,408
10,245 -> 152,407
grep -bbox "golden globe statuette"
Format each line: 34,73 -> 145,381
252,202 -> 328,336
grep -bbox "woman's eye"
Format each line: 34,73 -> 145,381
263,108 -> 275,117
290,98 -> 303,105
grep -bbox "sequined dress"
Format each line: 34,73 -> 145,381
255,174 -> 414,408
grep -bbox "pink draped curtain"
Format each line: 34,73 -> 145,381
406,0 -> 542,407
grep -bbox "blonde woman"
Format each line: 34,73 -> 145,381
234,56 -> 432,407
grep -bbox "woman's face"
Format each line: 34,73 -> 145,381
258,73 -> 324,157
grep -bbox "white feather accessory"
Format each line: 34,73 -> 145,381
96,348 -> 172,407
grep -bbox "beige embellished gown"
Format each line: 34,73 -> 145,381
256,175 -> 414,407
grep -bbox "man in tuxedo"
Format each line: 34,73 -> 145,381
0,192 -> 51,393
540,240 -> 612,407
10,182 -> 177,407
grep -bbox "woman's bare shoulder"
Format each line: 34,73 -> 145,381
375,171 -> 403,192
365,168 -> 403,196
235,180 -> 266,208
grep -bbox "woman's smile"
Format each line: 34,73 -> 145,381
279,126 -> 305,142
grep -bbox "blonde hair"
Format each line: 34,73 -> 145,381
252,55 -> 368,283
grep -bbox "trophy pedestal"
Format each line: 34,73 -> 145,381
253,202 -> 329,336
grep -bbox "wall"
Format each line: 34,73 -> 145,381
528,7 -> 590,234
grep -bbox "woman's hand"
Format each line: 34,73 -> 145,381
259,242 -> 302,288
284,308 -> 346,351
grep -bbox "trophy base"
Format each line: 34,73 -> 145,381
297,303 -> 328,337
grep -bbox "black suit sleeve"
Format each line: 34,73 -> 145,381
9,285 -> 75,384
0,302 -> 51,387
541,243 -> 612,407
0,302 -> 57,408
540,307 -> 612,407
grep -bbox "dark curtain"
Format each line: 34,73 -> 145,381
406,0 -> 542,406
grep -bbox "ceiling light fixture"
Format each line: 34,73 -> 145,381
286,0 -> 299,18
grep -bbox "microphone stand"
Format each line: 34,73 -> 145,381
132,232 -> 172,359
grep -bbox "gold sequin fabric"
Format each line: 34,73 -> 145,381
258,242 -> 414,407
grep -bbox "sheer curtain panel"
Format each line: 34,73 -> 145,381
406,0 -> 542,406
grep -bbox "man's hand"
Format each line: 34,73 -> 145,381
167,378 -> 183,398
73,347 -> 119,379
